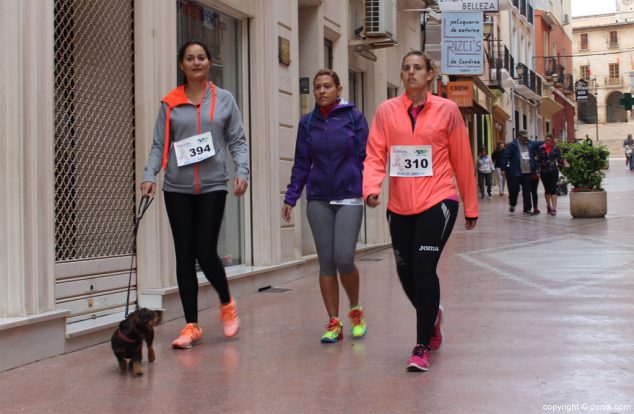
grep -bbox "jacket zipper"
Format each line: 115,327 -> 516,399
195,104 -> 201,193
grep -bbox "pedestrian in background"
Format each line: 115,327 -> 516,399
492,142 -> 508,196
283,69 -> 369,343
141,41 -> 249,349
476,147 -> 495,199
363,51 -> 478,372
624,134 -> 633,171
535,133 -> 564,215
506,130 -> 540,215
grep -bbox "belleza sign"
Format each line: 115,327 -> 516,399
438,0 -> 499,12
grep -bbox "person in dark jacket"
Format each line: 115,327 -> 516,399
491,142 -> 508,196
505,130 -> 541,215
282,69 -> 369,343
535,133 -> 564,215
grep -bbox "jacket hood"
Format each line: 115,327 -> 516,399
162,85 -> 189,108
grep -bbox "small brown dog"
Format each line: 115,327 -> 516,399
111,308 -> 163,376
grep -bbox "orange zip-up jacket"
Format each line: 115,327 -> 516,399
363,92 -> 478,219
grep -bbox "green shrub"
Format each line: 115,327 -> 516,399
559,141 -> 609,192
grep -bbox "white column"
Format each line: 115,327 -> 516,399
249,1 -> 283,265
0,0 -> 55,317
134,0 -> 178,289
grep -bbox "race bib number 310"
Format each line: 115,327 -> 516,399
174,132 -> 215,167
390,145 -> 433,177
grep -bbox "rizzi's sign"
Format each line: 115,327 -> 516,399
438,0 -> 499,12
441,12 -> 484,75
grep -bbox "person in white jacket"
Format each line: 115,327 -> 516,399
476,147 -> 495,199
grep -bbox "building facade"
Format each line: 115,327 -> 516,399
534,0 -> 576,142
572,1 -> 634,151
1,0 -> 426,371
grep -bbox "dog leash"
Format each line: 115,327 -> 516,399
125,196 -> 154,318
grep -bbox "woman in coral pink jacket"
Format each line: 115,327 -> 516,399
363,51 -> 478,372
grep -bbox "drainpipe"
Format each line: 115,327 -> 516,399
509,8 -> 516,141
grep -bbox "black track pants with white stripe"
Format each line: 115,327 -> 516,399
387,199 -> 458,345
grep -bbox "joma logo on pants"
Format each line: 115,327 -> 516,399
418,245 -> 439,252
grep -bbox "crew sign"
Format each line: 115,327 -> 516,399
438,0 -> 499,12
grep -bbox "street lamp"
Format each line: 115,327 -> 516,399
515,63 -> 526,78
551,72 -> 559,84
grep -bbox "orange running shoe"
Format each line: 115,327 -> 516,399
172,323 -> 203,349
220,298 -> 240,337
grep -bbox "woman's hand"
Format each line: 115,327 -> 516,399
140,181 -> 156,199
464,218 -> 477,230
366,194 -> 381,208
233,177 -> 248,196
282,203 -> 293,222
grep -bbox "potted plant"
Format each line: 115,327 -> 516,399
559,140 -> 610,218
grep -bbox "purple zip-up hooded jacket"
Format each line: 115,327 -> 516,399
284,102 -> 369,207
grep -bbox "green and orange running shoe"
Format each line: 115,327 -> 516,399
321,317 -> 343,343
348,305 -> 367,338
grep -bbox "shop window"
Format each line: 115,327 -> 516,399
177,0 -> 245,266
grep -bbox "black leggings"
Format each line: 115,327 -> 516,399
387,200 -> 458,345
540,170 -> 558,195
164,191 -> 230,323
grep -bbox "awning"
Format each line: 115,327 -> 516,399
538,97 -> 564,117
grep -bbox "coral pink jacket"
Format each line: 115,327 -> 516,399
363,93 -> 478,218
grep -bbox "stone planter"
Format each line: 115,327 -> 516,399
569,190 -> 607,218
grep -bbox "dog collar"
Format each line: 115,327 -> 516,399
117,329 -> 137,343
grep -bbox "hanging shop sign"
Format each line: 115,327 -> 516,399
438,0 -> 499,12
441,12 -> 484,75
446,81 -> 473,107
575,79 -> 588,102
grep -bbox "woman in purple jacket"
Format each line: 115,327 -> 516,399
282,69 -> 369,343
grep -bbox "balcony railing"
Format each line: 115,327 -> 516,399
516,66 -> 542,96
535,56 -> 557,77
484,42 -> 513,91
606,76 -> 623,86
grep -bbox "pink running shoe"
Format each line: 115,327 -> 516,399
220,298 -> 240,338
429,304 -> 444,351
406,345 -> 431,372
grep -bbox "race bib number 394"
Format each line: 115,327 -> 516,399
174,131 -> 215,167
390,145 -> 433,177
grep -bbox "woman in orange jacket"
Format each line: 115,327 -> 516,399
363,51 -> 478,372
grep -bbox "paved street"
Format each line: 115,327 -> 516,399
1,159 -> 633,414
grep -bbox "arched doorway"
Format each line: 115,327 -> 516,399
606,91 -> 627,123
578,92 -> 597,124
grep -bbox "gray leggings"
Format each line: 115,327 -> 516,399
306,200 -> 363,276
